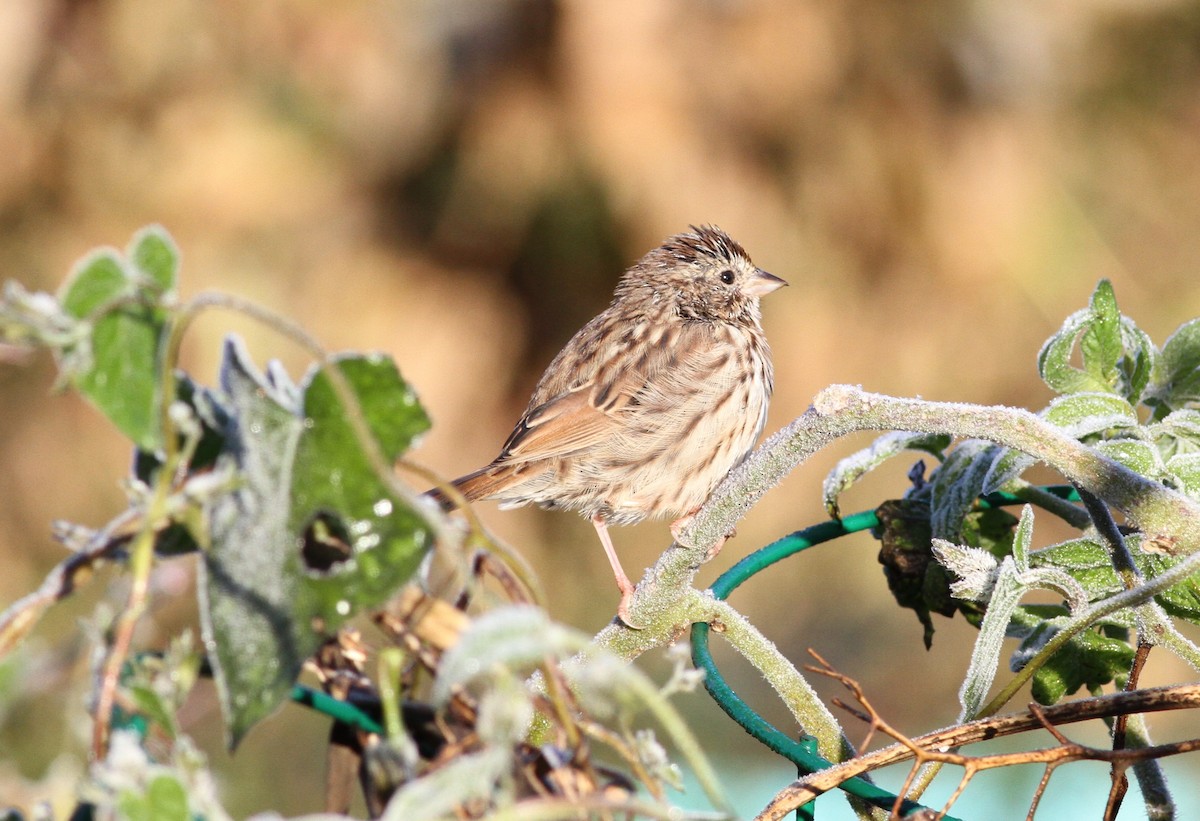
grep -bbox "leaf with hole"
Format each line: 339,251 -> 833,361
289,354 -> 433,628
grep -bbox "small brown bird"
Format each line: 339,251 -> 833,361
435,226 -> 785,624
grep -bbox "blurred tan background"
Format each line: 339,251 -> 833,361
3,0 -> 1200,817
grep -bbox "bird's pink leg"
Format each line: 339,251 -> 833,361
591,515 -> 640,628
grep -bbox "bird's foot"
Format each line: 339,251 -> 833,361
616,587 -> 644,630
703,532 -> 732,562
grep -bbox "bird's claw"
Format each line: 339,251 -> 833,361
617,589 -> 644,630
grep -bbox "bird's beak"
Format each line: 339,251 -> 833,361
744,268 -> 788,297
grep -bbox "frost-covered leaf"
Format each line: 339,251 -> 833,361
1033,534 -> 1200,623
58,238 -> 175,450
956,556 -> 1023,720
381,747 -> 513,821
1094,438 -> 1162,477
980,447 -> 1036,494
931,540 -> 998,602
128,225 -> 180,296
434,606 -> 583,704
200,338 -> 305,747
822,431 -> 949,518
929,439 -> 999,540
1037,280 -> 1157,404
1150,409 -> 1200,457
1147,317 -> 1200,415
1079,279 -> 1122,390
1010,505 -> 1033,572
1013,620 -> 1134,705
1042,392 -> 1139,440
1039,308 -> 1111,395
1117,320 -> 1156,407
475,675 -> 535,745
202,339 -> 435,746
1166,453 -> 1200,499
290,354 -> 433,625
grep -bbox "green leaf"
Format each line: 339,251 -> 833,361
1027,626 -> 1134,705
1010,505 -> 1033,573
959,506 -> 1019,558
200,337 -> 306,747
119,774 -> 190,821
1094,438 -> 1162,477
57,235 -> 172,450
1148,317 -> 1200,414
929,439 -> 998,541
1145,551 -> 1200,622
1042,392 -> 1139,440
1038,308 -> 1110,395
128,224 -> 179,295
291,353 -> 433,624
1034,534 -> 1200,622
956,556 -> 1024,720
1117,321 -> 1156,406
980,447 -> 1035,494
1079,280 -> 1121,390
202,341 -> 434,747
127,683 -> 179,739
1166,453 -> 1200,499
1036,280 -> 1155,404
1150,409 -> 1200,457
60,249 -> 128,318
1031,537 -> 1121,600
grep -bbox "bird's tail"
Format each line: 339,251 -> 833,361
425,465 -> 516,512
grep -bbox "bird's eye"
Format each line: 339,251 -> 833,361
719,269 -> 735,284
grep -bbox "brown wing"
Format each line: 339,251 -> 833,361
493,320 -> 738,466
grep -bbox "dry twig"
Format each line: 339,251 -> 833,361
754,651 -> 1200,820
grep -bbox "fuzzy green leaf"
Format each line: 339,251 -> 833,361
1117,321 -> 1156,406
1166,453 -> 1200,499
1027,626 -> 1134,705
980,447 -> 1035,494
1042,392 -> 1139,440
128,224 -> 180,295
1150,409 -> 1200,458
290,354 -> 433,626
1038,309 -> 1110,395
823,431 -> 950,518
1037,281 -> 1156,404
119,775 -> 190,821
1034,534 -> 1200,622
1079,280 -> 1122,390
1149,318 -> 1200,414
200,337 -> 305,747
57,237 -> 172,450
1094,438 -> 1162,478
929,439 -> 998,541
203,342 -> 434,747
60,250 -> 127,318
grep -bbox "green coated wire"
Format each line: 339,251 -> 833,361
691,484 -> 1082,819
290,684 -> 384,735
692,513 -> 939,819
